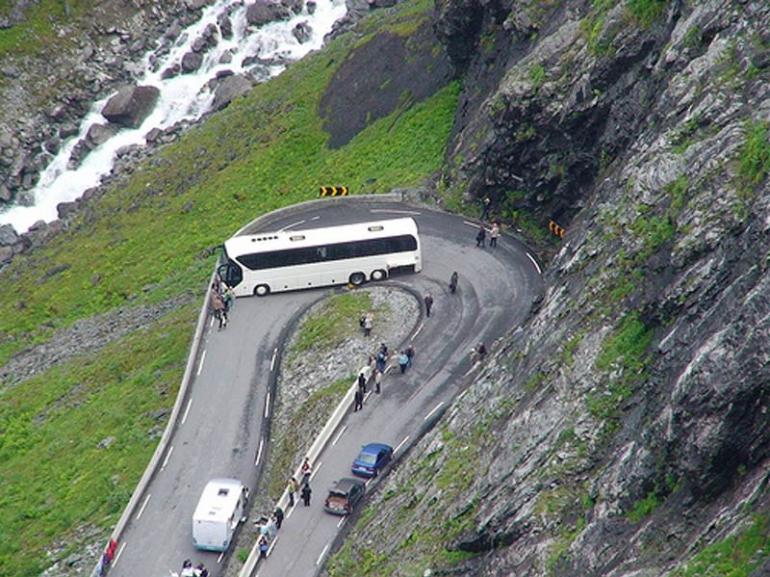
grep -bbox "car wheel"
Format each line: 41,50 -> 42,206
349,272 -> 365,286
254,284 -> 270,297
370,269 -> 387,281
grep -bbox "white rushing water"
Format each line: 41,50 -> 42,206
0,0 -> 347,233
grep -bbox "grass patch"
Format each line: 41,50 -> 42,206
529,63 -> 546,88
267,376 -> 353,500
291,292 -> 374,353
738,120 -> 770,189
671,515 -> 770,577
626,490 -> 661,523
626,0 -> 667,28
0,304 -> 195,577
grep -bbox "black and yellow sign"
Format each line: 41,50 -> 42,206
319,186 -> 349,197
548,220 -> 566,238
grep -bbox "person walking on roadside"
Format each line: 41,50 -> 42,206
398,351 -> 409,374
358,371 -> 367,394
490,222 -> 500,248
223,284 -> 235,312
480,195 -> 491,220
449,271 -> 458,294
405,344 -> 415,368
363,312 -> 373,337
274,506 -> 284,530
301,457 -> 312,485
210,289 -> 227,330
476,225 -> 486,248
301,482 -> 312,506
287,476 -> 298,507
374,369 -> 382,393
376,349 -> 387,373
424,292 -> 434,318
476,342 -> 487,362
353,387 -> 364,411
259,535 -> 269,559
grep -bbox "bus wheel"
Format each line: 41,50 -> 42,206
371,269 -> 387,281
349,272 -> 366,286
254,284 -> 270,296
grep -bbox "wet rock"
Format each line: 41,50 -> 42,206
85,123 -> 119,148
0,223 -> 19,245
0,183 -> 11,203
307,1 -> 316,15
101,84 -> 161,128
57,200 -> 80,220
161,62 -> 181,79
181,51 -> 204,73
218,14 -> 233,38
211,74 -> 253,111
246,0 -> 291,27
293,21 -> 313,44
0,245 -> 13,263
144,127 -> 163,144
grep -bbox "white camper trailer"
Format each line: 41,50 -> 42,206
192,478 -> 248,552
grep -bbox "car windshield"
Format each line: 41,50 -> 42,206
358,452 -> 377,465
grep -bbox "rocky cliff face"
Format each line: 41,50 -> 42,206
326,1 -> 770,576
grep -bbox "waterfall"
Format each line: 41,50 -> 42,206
0,0 -> 347,233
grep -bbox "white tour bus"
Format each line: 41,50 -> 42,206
218,217 -> 422,297
192,478 -> 248,552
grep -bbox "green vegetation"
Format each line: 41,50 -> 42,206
529,63 -> 546,88
236,548 -> 250,564
581,0 -> 667,55
291,292 -> 375,353
500,190 -> 553,244
671,515 -> 770,577
626,0 -> 667,28
738,120 -> 770,189
0,0 -> 94,58
626,490 -> 661,523
0,2 -> 459,573
0,305 -> 195,577
267,375 -> 353,500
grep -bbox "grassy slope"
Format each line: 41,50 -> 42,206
0,1 -> 457,575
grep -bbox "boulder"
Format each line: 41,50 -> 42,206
307,1 -> 316,14
211,74 -> 253,111
161,63 -> 181,79
85,123 -> 119,148
101,85 -> 160,129
181,51 -> 204,73
293,21 -> 313,44
57,200 -> 80,220
0,245 -> 13,263
0,223 -> 19,245
245,1 -> 291,27
283,0 -> 303,14
218,14 -> 233,38
0,183 -> 11,203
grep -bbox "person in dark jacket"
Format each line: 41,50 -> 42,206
449,271 -> 458,293
301,482 -> 312,506
476,225 -> 486,247
354,388 -> 364,411
424,293 -> 434,317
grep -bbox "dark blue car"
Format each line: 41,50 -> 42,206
351,442 -> 393,478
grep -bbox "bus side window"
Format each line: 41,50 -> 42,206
317,246 -> 328,260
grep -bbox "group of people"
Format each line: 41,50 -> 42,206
477,195 -> 501,248
256,504 -> 284,559
178,559 -> 208,577
209,277 -> 235,330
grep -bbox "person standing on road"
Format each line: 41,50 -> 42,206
405,344 -> 415,368
374,369 -> 382,393
301,482 -> 312,506
449,271 -> 459,294
398,351 -> 409,374
210,289 -> 227,330
376,349 -> 387,373
301,457 -> 312,485
223,284 -> 235,312
358,371 -> 367,394
274,506 -> 284,529
259,535 -> 269,559
287,476 -> 298,507
424,292 -> 434,317
476,225 -> 486,248
490,222 -> 500,248
353,387 -> 364,411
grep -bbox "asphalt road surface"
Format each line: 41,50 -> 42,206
108,199 -> 543,577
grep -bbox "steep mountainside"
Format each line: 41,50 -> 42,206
324,1 -> 770,576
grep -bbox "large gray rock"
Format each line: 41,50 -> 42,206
101,85 -> 160,129
181,51 -> 203,73
85,123 -> 119,148
211,74 -> 253,111
0,223 -> 19,245
245,0 -> 291,27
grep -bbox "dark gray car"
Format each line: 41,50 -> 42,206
323,478 -> 366,515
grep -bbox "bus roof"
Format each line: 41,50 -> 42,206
193,478 -> 244,523
225,217 -> 418,257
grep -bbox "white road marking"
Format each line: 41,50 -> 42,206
255,439 -> 264,466
463,220 -> 481,228
270,348 -> 278,372
264,392 -> 271,419
136,493 -> 151,520
337,516 -> 346,528
217,551 -> 224,564
463,363 -> 478,377
370,208 -> 422,215
181,398 -> 193,425
424,401 -> 444,421
526,252 -> 542,274
310,462 -> 321,482
267,535 -> 278,555
161,446 -> 174,471
384,365 -> 392,375
310,215 -> 320,221
286,504 -> 295,519
316,544 -> 330,566
280,219 -> 305,231
113,542 -> 127,566
412,322 -> 424,338
196,350 -> 206,376
394,435 -> 409,454
332,426 -> 347,446
364,391 -> 372,402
